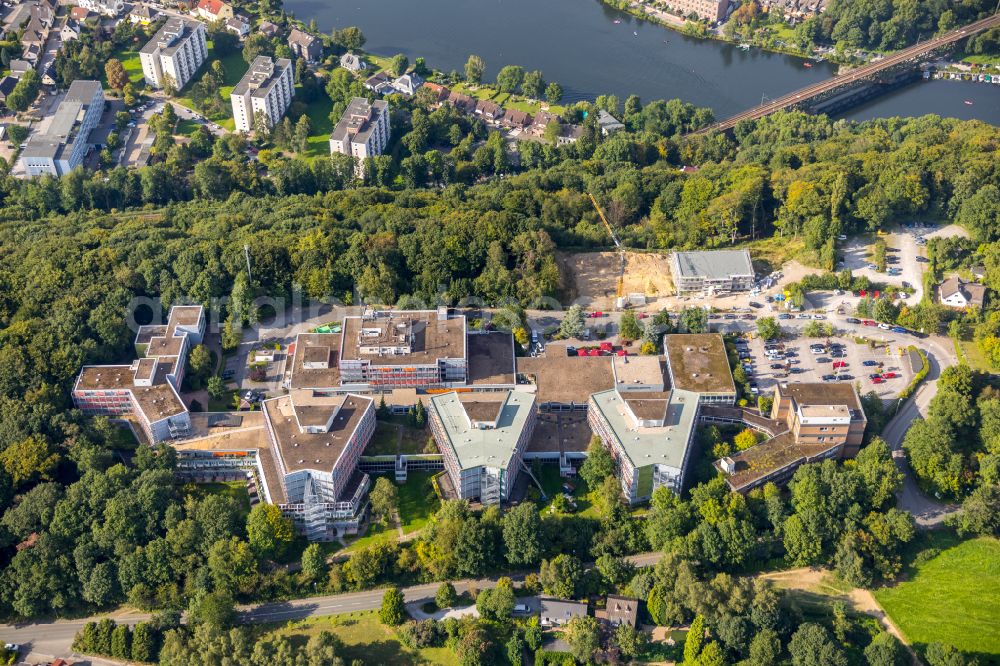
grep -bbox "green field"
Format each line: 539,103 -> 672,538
874,534 -> 1000,661
264,610 -> 460,665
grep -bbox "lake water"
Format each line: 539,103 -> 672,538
286,0 -> 1000,124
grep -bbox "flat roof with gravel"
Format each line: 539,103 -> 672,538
664,334 -> 736,395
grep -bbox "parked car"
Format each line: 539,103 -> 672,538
871,377 -> 885,384
846,317 -> 860,324
869,373 -> 883,380
837,234 -> 848,241
797,313 -> 811,319
862,360 -> 879,366
862,320 -> 876,326
813,314 -> 826,320
891,326 -> 908,334
513,604 -> 530,614
778,313 -> 793,320
883,372 -> 898,379
749,301 -> 763,309
878,323 -> 891,330
723,314 -> 738,320
770,363 -> 785,370
822,374 -> 837,381
837,374 -> 854,381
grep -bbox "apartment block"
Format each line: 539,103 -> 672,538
19,80 -> 104,177
717,382 -> 867,493
588,355 -> 700,503
428,391 -> 537,505
139,17 -> 208,91
670,249 -> 754,296
337,309 -> 466,390
231,56 -> 294,133
329,96 -> 390,177
72,305 -> 205,443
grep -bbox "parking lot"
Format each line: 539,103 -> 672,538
735,331 -> 913,399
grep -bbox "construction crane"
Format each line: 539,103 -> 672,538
588,193 -> 625,301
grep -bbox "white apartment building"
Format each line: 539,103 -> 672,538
329,96 -> 390,177
231,56 -> 294,133
139,17 -> 207,91
19,80 -> 104,177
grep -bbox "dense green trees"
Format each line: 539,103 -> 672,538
798,0 -> 995,51
903,365 -> 995,499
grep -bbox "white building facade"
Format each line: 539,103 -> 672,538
230,56 -> 294,133
139,18 -> 208,91
329,97 -> 390,177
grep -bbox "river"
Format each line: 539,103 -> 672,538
285,0 -> 1000,125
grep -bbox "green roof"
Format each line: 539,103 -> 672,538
430,390 -> 535,471
589,388 -> 699,470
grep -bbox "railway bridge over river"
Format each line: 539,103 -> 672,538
691,13 -> 1000,135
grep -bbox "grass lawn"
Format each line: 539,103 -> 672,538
341,519 -> 397,553
208,388 -> 240,412
179,481 -> 250,521
396,471 -> 438,534
171,42 -> 245,131
874,533 -> 1000,660
366,422 -> 430,456
450,81 -> 566,116
536,464 -> 597,517
104,48 -> 145,89
959,339 -> 992,373
300,92 -> 333,159
264,610 -> 460,665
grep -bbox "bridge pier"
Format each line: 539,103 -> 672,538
807,67 -> 924,116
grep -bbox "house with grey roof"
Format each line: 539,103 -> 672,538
391,72 -> 423,96
939,277 -> 986,309
670,249 -> 755,296
540,598 -> 588,627
596,109 -> 625,135
340,52 -> 366,72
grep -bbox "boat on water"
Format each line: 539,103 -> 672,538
803,62 -> 813,68
964,100 -> 974,105
633,31 -> 638,36
739,43 -> 750,51
613,19 -> 621,23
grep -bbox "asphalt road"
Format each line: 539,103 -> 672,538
0,552 -> 663,663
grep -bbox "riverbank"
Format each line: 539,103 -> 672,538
601,0 -> 846,64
